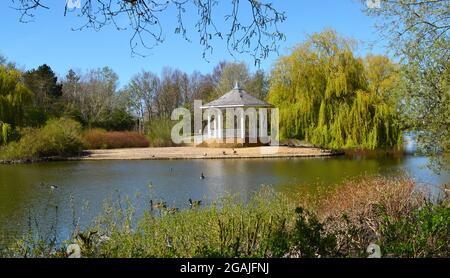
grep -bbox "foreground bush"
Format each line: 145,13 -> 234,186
302,176 -> 449,257
83,129 -> 149,149
0,118 -> 83,161
2,177 -> 449,258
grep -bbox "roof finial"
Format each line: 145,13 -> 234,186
234,80 -> 240,90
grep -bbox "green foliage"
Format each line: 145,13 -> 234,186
0,66 -> 33,127
0,122 -> 11,145
2,178 -> 449,258
268,29 -> 401,149
146,118 -> 175,147
23,64 -> 62,100
81,189 -> 294,258
362,0 -> 449,170
96,108 -> 135,131
290,207 -> 337,257
23,64 -> 63,123
0,118 -> 83,161
378,202 -> 449,258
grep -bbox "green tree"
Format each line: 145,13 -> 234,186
23,64 -> 63,125
268,29 -> 401,149
0,66 -> 33,127
362,0 -> 449,168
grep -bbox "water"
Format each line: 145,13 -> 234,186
0,155 -> 448,247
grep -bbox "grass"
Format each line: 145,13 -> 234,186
1,176 -> 448,258
83,129 -> 149,149
146,118 -> 175,147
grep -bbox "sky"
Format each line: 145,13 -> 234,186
0,0 -> 387,87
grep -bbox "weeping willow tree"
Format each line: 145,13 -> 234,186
268,30 -> 402,149
0,65 -> 32,142
0,122 -> 11,145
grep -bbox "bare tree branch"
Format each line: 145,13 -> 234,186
10,0 -> 286,64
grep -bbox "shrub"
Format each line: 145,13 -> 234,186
146,118 -> 175,147
83,129 -> 149,149
308,176 -> 449,258
0,118 -> 83,160
378,202 -> 449,257
2,177 -> 448,258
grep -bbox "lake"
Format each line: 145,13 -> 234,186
0,155 -> 448,247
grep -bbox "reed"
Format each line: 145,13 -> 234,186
2,177 -> 448,258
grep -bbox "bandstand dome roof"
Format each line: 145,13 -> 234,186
200,82 -> 272,109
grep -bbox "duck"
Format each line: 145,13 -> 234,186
233,148 -> 237,154
165,207 -> 179,214
200,172 -> 205,179
150,200 -> 167,210
40,182 -> 58,190
203,153 -> 208,157
222,151 -> 227,155
188,198 -> 202,208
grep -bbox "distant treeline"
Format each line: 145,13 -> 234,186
0,58 -> 269,133
1,29 -> 407,150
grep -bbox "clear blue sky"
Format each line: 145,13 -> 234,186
0,0 -> 386,87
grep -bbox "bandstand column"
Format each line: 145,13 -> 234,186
207,110 -> 211,138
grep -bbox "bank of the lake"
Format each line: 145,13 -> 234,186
80,146 -> 340,161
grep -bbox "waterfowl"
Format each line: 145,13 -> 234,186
40,182 -> 58,190
150,200 -> 167,210
188,198 -> 202,208
222,151 -> 227,155
200,172 -> 205,179
233,148 -> 237,154
166,207 -> 179,214
203,153 -> 207,157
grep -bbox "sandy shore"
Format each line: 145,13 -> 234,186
80,146 -> 339,160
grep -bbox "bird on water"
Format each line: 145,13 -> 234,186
150,200 -> 167,211
188,198 -> 202,208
